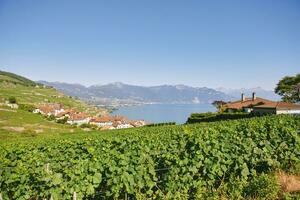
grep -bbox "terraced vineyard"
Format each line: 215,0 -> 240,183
0,71 -> 108,138
0,70 -> 107,117
0,115 -> 300,199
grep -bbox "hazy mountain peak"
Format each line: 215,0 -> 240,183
40,81 -> 233,106
215,87 -> 280,101
175,84 -> 189,90
110,82 -> 125,88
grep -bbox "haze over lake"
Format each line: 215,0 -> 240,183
112,103 -> 216,124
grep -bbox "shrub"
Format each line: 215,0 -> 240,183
145,122 -> 176,127
8,96 -> 17,104
56,117 -> 68,124
47,114 -> 56,121
186,112 -> 256,124
79,123 -> 98,129
18,104 -> 36,112
243,173 -> 280,199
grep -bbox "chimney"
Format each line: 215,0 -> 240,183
252,92 -> 256,101
241,93 -> 245,102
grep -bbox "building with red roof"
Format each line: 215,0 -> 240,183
67,112 -> 91,125
224,93 -> 274,113
90,116 -> 113,127
223,92 -> 300,115
253,101 -> 300,114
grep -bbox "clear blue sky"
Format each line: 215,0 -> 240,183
0,0 -> 299,90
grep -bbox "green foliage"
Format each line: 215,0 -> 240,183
0,115 -> 299,199
186,112 -> 256,124
56,117 -> 68,124
47,114 -> 56,121
79,123 -> 98,129
8,96 -> 16,104
243,173 -> 280,199
0,70 -> 41,86
145,122 -> 176,127
18,104 -> 36,112
212,100 -> 227,112
282,192 -> 300,200
275,73 -> 300,103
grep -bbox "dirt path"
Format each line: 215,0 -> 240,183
2,126 -> 25,132
0,108 -> 16,112
277,171 -> 300,193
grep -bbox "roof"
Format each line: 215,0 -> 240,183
112,115 -> 127,121
56,111 -> 68,118
253,102 -> 300,110
69,112 -> 90,120
90,115 -> 130,125
37,103 -> 63,114
55,109 -> 72,117
224,97 -> 274,110
90,116 -> 113,123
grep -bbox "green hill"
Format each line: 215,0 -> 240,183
0,70 -> 41,86
0,107 -> 81,140
0,70 -> 107,138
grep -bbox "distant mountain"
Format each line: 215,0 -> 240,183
216,87 -> 281,101
39,81 -> 232,106
38,81 -> 91,98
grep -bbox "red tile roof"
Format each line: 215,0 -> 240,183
69,112 -> 90,120
90,116 -> 112,123
224,97 -> 274,110
37,103 -> 63,114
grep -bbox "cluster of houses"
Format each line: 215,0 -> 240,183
223,92 -> 300,114
33,103 -> 146,130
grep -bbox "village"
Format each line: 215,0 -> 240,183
32,103 -> 146,130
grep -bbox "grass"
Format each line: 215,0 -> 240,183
0,105 -> 82,141
0,70 -> 39,86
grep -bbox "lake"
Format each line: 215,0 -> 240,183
112,103 -> 216,124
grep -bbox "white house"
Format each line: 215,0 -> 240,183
67,112 -> 91,125
223,93 -> 274,113
115,123 -> 134,129
33,103 -> 64,116
252,102 -> 300,115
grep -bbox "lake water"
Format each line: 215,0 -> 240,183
112,103 -> 216,124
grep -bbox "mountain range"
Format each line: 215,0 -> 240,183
39,81 -> 281,107
216,87 -> 281,101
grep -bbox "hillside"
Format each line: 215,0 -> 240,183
0,107 -> 81,140
0,71 -> 107,137
39,81 -> 233,106
0,70 -> 41,86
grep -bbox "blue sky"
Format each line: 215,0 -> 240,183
0,0 -> 299,90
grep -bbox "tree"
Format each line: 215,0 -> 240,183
275,74 -> 300,103
212,100 -> 227,112
56,117 -> 68,124
8,97 -> 17,104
